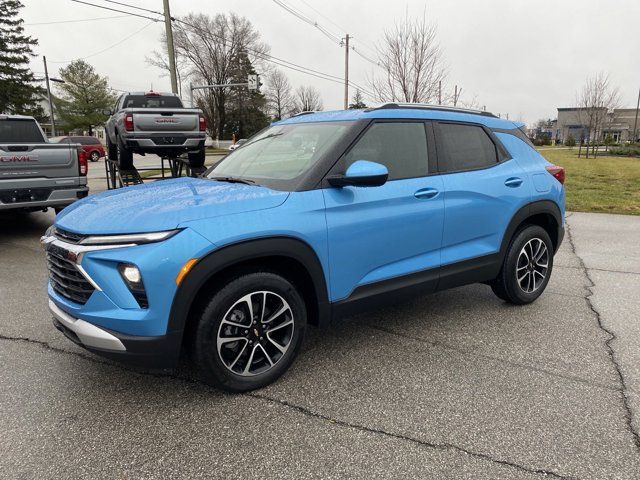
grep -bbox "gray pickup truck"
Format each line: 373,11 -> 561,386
0,115 -> 88,213
104,91 -> 207,169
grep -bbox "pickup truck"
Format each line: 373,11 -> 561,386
0,115 -> 88,213
104,91 -> 207,169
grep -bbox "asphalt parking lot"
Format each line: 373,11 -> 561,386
1,206 -> 639,479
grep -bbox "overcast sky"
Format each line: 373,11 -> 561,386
23,0 -> 640,125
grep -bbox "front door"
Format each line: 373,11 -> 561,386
322,121 -> 444,302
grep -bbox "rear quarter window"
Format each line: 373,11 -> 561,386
436,123 -> 498,172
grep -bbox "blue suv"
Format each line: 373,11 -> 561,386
43,104 -> 565,392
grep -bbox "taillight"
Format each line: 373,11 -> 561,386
77,148 -> 88,176
199,115 -> 206,132
124,114 -> 134,131
545,165 -> 565,185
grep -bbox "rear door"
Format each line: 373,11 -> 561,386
434,121 -> 530,269
323,121 -> 445,302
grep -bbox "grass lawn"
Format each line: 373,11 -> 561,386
537,148 -> 640,215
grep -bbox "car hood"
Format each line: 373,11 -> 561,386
56,177 -> 290,234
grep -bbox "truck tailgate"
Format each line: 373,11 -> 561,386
128,108 -> 201,132
0,144 -> 79,180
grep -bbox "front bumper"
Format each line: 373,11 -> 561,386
50,299 -> 182,368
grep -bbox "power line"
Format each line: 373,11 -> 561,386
98,0 -> 164,16
69,0 -> 161,23
297,0 -> 346,34
272,0 -> 342,44
50,21 -> 156,64
69,0 -> 375,98
25,15 -> 129,26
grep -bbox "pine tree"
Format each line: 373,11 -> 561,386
223,49 -> 269,139
348,89 -> 367,109
0,0 -> 45,117
54,60 -> 115,135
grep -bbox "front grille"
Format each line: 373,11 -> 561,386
46,245 -> 95,304
54,228 -> 85,244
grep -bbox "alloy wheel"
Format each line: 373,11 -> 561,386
216,291 -> 294,376
516,237 -> 549,293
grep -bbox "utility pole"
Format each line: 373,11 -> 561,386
163,0 -> 178,94
343,34 -> 350,110
43,56 -> 56,135
453,85 -> 458,106
633,87 -> 640,143
438,81 -> 441,105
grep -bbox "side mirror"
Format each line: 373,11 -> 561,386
327,160 -> 389,187
101,109 -> 113,116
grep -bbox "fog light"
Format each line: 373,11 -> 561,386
118,263 -> 148,308
121,264 -> 141,284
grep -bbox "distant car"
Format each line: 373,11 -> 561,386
228,139 -> 247,151
51,136 -> 105,162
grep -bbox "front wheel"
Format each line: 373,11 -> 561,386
191,272 -> 306,392
491,225 -> 553,305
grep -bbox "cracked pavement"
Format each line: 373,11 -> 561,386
1,210 -> 639,479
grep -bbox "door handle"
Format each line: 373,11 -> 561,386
504,177 -> 523,188
414,188 -> 439,199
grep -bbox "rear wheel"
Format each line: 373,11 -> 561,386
116,137 -> 134,169
491,225 -> 553,305
187,148 -> 206,168
90,151 -> 100,162
191,272 -> 306,392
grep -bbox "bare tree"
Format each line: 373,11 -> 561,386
157,12 -> 270,139
576,72 -> 620,158
292,86 -> 323,113
265,69 -> 293,120
370,15 -> 446,103
146,37 -> 190,98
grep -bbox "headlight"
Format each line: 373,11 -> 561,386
78,229 -> 181,246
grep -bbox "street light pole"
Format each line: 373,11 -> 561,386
163,0 -> 178,94
42,56 -> 56,135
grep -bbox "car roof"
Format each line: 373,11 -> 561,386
276,104 -> 522,130
0,114 -> 36,120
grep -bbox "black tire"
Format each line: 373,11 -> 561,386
107,136 -> 117,160
491,224 -> 553,305
187,148 -> 206,168
90,151 -> 100,162
116,137 -> 134,169
191,271 -> 306,392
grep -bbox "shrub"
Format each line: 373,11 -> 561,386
609,144 -> 640,156
565,134 -> 576,147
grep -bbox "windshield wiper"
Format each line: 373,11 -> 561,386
243,132 -> 283,146
210,176 -> 256,185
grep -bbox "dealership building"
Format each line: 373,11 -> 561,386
556,107 -> 640,144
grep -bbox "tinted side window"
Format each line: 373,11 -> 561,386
437,123 -> 498,172
344,122 -> 428,180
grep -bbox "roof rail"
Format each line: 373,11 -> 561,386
290,111 -> 316,118
365,103 -> 497,118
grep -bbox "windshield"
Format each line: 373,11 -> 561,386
207,122 -> 352,189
